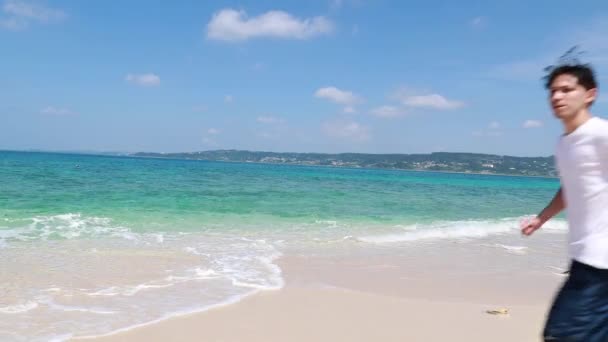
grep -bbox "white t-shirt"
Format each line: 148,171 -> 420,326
556,116 -> 608,269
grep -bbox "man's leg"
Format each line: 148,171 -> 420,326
543,261 -> 608,342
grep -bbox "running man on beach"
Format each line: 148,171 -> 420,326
520,59 -> 608,341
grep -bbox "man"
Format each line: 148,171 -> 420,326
521,63 -> 608,341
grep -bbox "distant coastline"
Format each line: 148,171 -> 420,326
1,149 -> 557,178
129,150 -> 557,177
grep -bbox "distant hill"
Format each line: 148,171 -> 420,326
131,150 -> 557,177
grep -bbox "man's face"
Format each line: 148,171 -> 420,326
549,74 -> 596,120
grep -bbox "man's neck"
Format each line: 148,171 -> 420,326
563,110 -> 593,134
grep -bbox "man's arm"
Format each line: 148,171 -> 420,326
538,187 -> 565,223
521,187 -> 564,236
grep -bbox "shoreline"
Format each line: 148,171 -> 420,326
77,231 -> 567,342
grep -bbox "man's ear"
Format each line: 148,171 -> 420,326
586,88 -> 598,106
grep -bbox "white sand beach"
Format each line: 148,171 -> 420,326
81,231 -> 567,342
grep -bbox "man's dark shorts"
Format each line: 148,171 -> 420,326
543,260 -> 608,342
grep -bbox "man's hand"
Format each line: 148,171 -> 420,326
521,216 -> 543,236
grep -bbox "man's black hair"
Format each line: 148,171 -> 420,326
543,46 -> 598,90
545,64 -> 598,90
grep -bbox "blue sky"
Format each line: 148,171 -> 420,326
2,0 -> 608,156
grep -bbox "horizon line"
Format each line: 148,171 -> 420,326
0,148 -> 554,159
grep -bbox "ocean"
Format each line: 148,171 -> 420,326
0,151 -> 565,341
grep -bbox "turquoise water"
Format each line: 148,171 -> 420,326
1,150 -> 559,230
0,151 -> 563,341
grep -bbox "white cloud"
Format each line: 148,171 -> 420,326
202,137 -> 219,146
257,116 -> 284,124
253,62 -> 265,71
224,95 -> 234,103
396,92 -> 464,110
330,0 -> 343,10
470,16 -> 487,29
329,0 -> 362,11
314,86 -> 360,106
315,87 -> 362,113
0,0 -> 65,30
523,120 -> 543,128
473,122 -> 503,137
40,106 -> 75,116
207,8 -> 333,42
0,16 -> 24,30
203,128 -> 220,146
343,106 -> 356,113
4,0 -> 64,21
257,131 -> 274,139
370,105 -> 407,118
322,120 -> 370,142
255,116 -> 287,140
472,130 -> 502,137
125,73 -> 160,87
